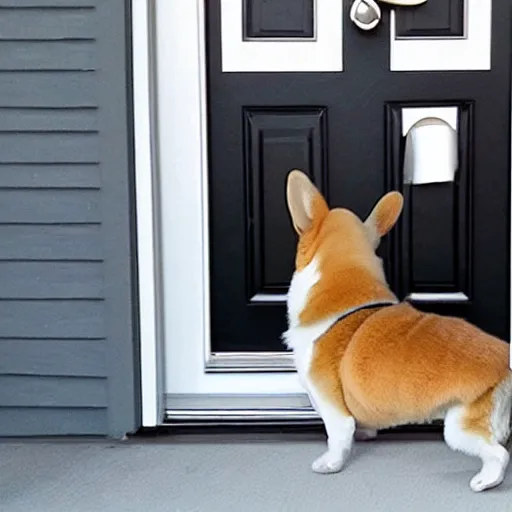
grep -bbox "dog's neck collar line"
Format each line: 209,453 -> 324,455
317,299 -> 398,342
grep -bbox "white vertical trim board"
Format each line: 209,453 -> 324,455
197,0 -> 213,372
221,0 -> 343,72
157,0 -> 305,396
132,0 -> 163,426
390,0 -> 492,71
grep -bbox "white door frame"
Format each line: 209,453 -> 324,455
132,0 -> 512,426
131,0 -> 164,427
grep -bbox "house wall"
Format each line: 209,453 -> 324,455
0,0 -> 139,437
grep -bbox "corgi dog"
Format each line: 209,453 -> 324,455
283,169 -> 512,492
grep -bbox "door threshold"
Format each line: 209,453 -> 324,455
164,393 -> 319,426
205,352 -> 295,372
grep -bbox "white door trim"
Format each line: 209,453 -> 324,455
131,0 -> 164,427
154,0 -> 305,398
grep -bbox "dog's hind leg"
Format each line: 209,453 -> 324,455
444,375 -> 512,492
307,378 -> 356,474
305,348 -> 357,474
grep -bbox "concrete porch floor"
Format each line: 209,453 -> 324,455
1,431 -> 511,511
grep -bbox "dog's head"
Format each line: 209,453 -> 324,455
286,169 -> 403,273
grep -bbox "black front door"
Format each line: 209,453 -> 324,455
206,0 -> 511,356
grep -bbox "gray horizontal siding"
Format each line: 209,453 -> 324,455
0,408 -> 107,437
0,190 -> 101,223
0,164 -> 100,188
0,8 -> 96,40
0,73 -> 96,107
0,133 -> 99,163
0,0 -> 139,437
0,340 -> 106,376
0,376 -> 107,407
0,301 -> 104,339
0,41 -> 96,70
0,225 -> 102,260
0,108 -> 98,132
0,262 -> 103,298
0,1 -> 94,7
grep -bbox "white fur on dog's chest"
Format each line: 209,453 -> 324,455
283,258 -> 338,386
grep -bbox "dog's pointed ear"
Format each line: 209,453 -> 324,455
286,170 -> 328,235
364,191 -> 403,245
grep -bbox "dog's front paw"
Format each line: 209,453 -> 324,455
311,452 -> 345,474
